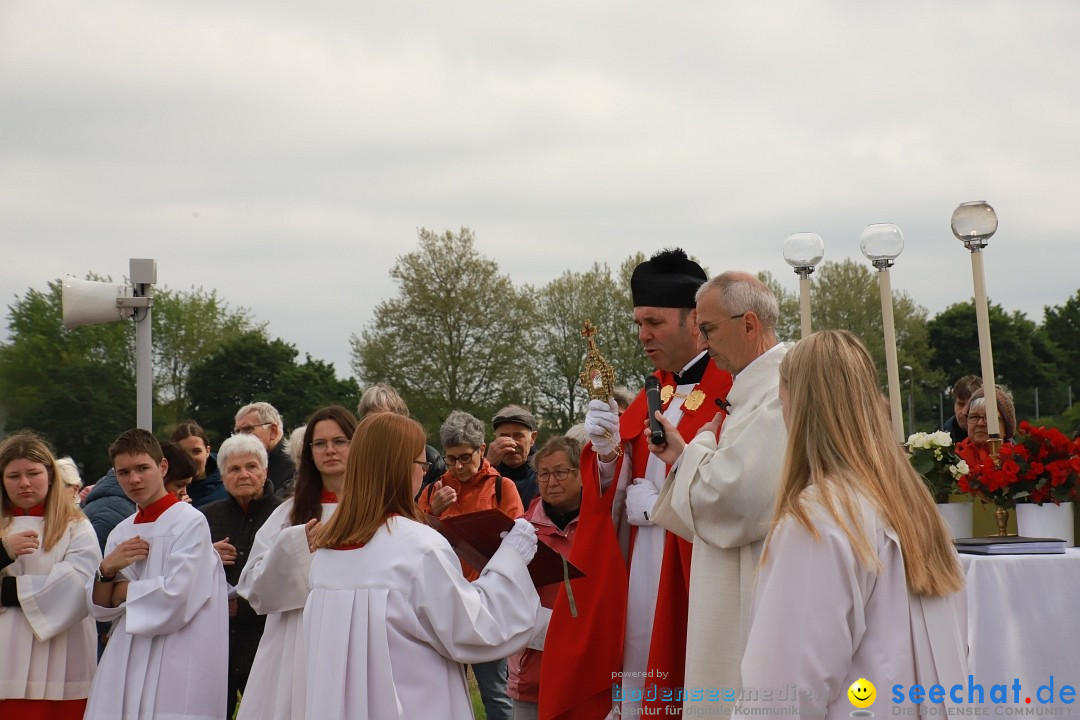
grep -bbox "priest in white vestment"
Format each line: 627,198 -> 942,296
305,412 -> 543,720
737,330 -> 967,719
650,271 -> 788,716
84,429 -> 228,720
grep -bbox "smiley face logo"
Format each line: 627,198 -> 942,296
847,678 -> 876,710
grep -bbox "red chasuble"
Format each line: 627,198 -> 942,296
539,361 -> 732,719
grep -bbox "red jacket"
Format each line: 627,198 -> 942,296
508,497 -> 579,704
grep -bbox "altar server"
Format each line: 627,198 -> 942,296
1,433 -> 101,720
305,411 -> 542,720
84,428 -> 228,720
235,405 -> 357,720
740,330 -> 967,718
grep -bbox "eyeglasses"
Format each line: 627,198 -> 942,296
234,422 -> 273,435
697,313 -> 746,342
414,460 -> 432,472
538,468 -> 576,483
444,449 -> 479,466
311,438 -> 350,453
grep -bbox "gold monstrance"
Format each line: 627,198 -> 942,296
580,320 -> 617,402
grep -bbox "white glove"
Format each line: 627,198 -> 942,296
585,399 -> 621,457
500,518 -> 538,564
625,480 -> 660,526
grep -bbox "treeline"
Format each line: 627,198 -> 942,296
2,227 -> 1077,480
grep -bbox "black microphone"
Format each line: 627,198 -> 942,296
644,376 -> 665,445
715,396 -> 732,414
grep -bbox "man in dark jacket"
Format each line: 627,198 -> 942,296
487,405 -> 540,509
233,401 -> 295,497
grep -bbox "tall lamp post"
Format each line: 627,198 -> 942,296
951,201 -> 1001,455
860,223 -> 906,443
782,233 -> 825,339
62,258 -> 157,430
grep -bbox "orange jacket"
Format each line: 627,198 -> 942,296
418,457 -> 523,580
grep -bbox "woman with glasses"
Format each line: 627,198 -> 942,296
200,434 -> 281,719
508,435 -> 582,720
956,386 -> 1017,466
236,405 -> 358,720
305,412 -> 541,720
418,410 -> 524,720
739,331 -> 966,717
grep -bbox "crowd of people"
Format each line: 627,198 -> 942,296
1,248 -> 1007,719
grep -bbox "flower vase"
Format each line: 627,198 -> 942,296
1015,502 -> 1075,546
936,502 -> 973,539
992,507 -> 1011,537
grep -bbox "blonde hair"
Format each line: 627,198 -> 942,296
314,413 -> 427,549
0,433 -> 83,552
765,330 -> 963,597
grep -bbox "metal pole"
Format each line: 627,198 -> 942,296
1034,387 -> 1039,419
130,259 -> 157,431
939,391 -> 945,430
906,366 -> 915,436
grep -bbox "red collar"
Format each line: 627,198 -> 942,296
134,493 -> 180,524
330,514 -> 400,550
320,489 -> 338,503
12,503 -> 46,517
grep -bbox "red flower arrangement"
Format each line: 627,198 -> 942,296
958,422 -> 1080,507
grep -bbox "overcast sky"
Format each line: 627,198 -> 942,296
2,1 -> 1076,379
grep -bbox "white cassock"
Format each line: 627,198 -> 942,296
0,516 -> 100,701
740,486 -> 968,719
235,498 -> 336,720
304,515 -> 542,720
84,502 -> 228,720
651,342 -> 787,716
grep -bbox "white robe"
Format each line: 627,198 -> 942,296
651,343 -> 787,716
740,488 -> 968,719
304,516 -> 542,720
84,502 -> 229,720
0,516 -> 100,700
234,498 -> 336,720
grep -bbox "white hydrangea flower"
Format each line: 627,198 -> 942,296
929,431 -> 953,448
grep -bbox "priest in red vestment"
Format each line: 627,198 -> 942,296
540,249 -> 733,719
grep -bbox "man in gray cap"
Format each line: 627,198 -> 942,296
487,405 -> 540,509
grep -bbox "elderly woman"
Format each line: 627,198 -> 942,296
236,405 -> 358,720
417,409 -> 524,720
199,434 -> 281,719
956,385 -> 1017,466
305,412 -> 541,720
1,433 -> 101,719
739,331 -> 966,718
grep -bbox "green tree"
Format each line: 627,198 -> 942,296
350,228 -> 535,433
809,260 -> 944,432
152,286 -> 260,425
0,278 -> 136,480
757,270 -> 801,343
927,300 -> 1067,419
1041,289 -> 1080,394
187,331 -> 359,443
531,263 -> 628,431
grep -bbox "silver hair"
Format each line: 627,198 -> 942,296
287,426 -> 306,469
235,401 -> 284,431
56,457 -> 82,489
357,382 -> 410,419
440,410 -> 486,450
217,434 -> 269,472
696,272 -> 779,332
